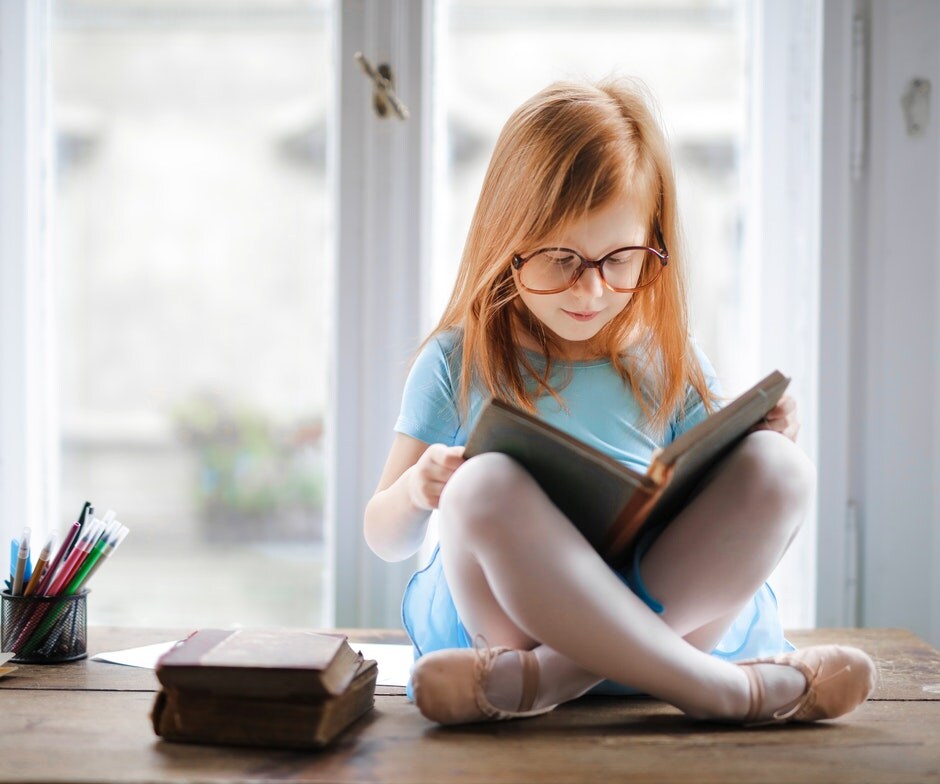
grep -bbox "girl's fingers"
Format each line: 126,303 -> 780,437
426,459 -> 461,482
440,450 -> 466,469
426,444 -> 465,468
758,394 -> 800,441
765,397 -> 795,422
751,413 -> 799,442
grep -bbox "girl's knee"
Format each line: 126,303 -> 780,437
734,431 -> 816,515
438,452 -> 531,535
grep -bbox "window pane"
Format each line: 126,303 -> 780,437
436,0 -> 751,389
53,0 -> 332,627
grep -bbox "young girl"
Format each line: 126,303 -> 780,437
364,79 -> 875,726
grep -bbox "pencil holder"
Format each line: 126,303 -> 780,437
0,590 -> 88,663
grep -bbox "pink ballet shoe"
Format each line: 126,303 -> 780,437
739,645 -> 877,724
411,637 -> 557,725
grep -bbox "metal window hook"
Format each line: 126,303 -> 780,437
354,52 -> 410,121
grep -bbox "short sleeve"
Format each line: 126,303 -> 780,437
394,333 -> 463,446
669,342 -> 723,442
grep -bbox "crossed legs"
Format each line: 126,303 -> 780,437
434,430 -> 816,720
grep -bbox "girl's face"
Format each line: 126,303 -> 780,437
512,195 -> 649,359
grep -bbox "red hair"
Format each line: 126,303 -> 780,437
427,78 -> 715,436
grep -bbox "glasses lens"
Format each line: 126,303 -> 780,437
602,248 -> 657,291
519,250 -> 581,293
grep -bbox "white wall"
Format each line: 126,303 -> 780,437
818,0 -> 940,646
859,0 -> 940,645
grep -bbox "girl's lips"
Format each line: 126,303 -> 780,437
563,310 -> 601,321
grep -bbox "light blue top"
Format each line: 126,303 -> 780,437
395,331 -> 717,467
395,329 -> 793,696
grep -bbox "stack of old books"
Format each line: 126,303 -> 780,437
151,628 -> 377,750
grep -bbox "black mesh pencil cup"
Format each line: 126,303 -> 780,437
1,590 -> 89,663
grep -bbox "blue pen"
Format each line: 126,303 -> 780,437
12,527 -> 31,595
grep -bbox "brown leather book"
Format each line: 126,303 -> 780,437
155,628 -> 364,700
151,658 -> 378,750
464,370 -> 790,568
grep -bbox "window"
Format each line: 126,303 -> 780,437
53,0 -> 332,627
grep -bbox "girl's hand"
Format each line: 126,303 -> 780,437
409,444 -> 466,510
752,393 -> 800,442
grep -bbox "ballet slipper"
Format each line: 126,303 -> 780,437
411,636 -> 557,725
739,644 -> 876,725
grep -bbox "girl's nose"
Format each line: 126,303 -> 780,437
572,267 -> 605,297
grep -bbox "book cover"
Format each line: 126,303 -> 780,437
464,370 -> 789,566
151,658 -> 378,750
156,628 -> 364,700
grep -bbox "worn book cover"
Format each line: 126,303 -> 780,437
464,370 -> 789,567
155,628 -> 364,700
151,658 -> 378,750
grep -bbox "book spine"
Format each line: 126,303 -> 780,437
603,462 -> 676,566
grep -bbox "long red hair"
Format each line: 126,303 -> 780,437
428,78 -> 715,436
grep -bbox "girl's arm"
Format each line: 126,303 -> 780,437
364,433 -> 465,562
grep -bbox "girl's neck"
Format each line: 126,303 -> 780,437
513,328 -> 607,363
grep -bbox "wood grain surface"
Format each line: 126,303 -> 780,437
1,627 -> 938,783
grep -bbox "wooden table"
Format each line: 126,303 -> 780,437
1,627 -> 939,783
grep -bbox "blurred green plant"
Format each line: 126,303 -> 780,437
174,395 -> 324,541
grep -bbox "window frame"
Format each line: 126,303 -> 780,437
327,0 -> 434,627
0,0 -> 59,557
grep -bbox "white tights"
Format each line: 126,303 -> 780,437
436,430 -> 816,721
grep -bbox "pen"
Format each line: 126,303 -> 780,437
23,531 -> 57,597
11,528 -> 31,595
36,520 -> 81,596
65,502 -> 93,559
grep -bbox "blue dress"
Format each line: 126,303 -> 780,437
395,331 -> 794,696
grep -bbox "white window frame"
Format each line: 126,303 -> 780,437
745,0 -> 822,630
816,0 -> 865,628
327,0 -> 434,627
0,0 -> 59,553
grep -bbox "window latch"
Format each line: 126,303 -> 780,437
354,52 -> 409,121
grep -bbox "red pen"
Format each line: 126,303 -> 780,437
64,502 -> 93,560
36,520 -> 82,596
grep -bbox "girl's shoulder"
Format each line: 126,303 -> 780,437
416,328 -> 464,372
428,327 -> 464,356
407,328 -> 465,392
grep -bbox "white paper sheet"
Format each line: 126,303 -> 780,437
90,639 -> 414,688
347,641 -> 413,688
91,640 -> 179,668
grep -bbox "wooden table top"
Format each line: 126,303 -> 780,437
1,626 -> 939,783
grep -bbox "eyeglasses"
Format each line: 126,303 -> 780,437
511,235 -> 669,295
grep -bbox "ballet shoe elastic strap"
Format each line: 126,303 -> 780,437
517,650 -> 540,713
743,665 -> 764,724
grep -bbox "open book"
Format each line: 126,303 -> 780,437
464,370 -> 790,567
